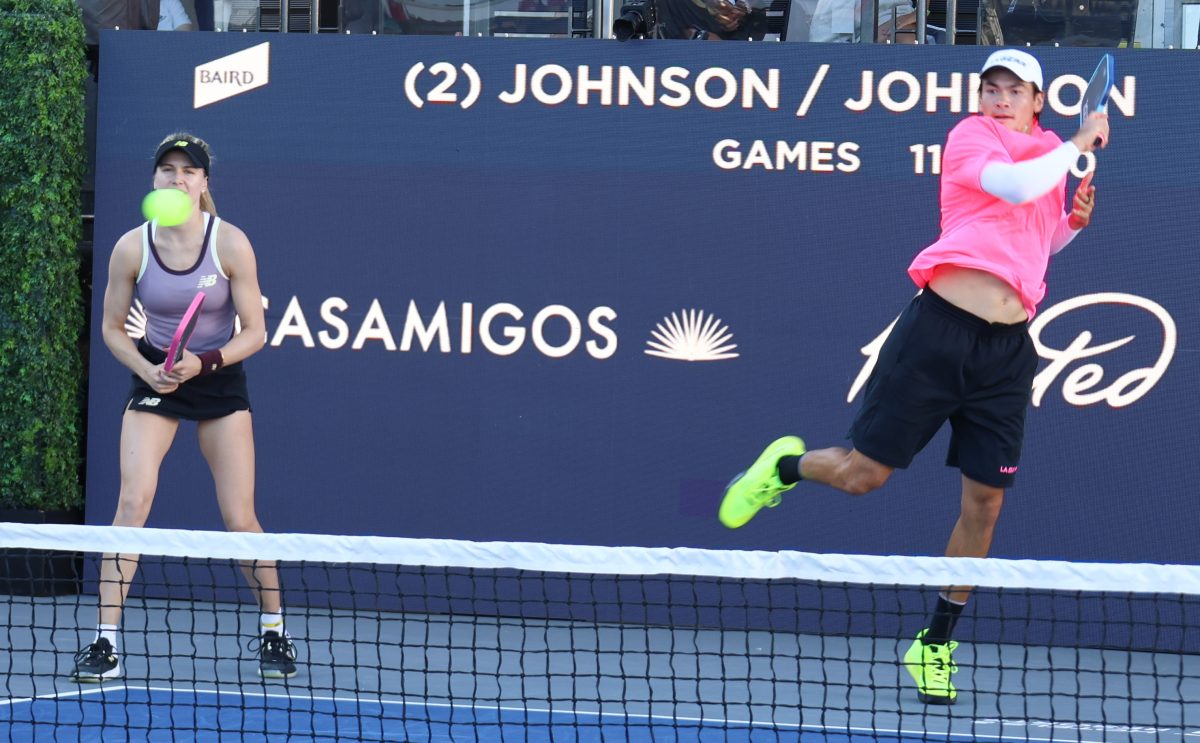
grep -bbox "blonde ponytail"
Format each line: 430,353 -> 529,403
200,191 -> 217,216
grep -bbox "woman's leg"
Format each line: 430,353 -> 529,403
198,411 -> 297,678
75,409 -> 178,680
99,409 -> 180,626
197,411 -> 280,613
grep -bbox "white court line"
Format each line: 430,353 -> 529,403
0,685 -> 120,706
5,684 -> 1163,743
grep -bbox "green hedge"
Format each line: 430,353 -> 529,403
0,0 -> 86,510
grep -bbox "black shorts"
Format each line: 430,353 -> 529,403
126,337 -> 251,421
848,289 -> 1038,488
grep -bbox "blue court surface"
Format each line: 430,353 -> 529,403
1,686 -> 953,742
8,684 -> 1197,742
5,597 -> 1196,742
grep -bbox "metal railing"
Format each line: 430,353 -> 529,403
205,0 -> 1186,46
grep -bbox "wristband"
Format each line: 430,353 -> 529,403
196,349 -> 224,376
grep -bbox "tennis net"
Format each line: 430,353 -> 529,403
2,522 -> 1198,741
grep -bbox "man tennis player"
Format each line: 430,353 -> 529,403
719,50 -> 1109,705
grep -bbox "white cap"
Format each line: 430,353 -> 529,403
980,49 -> 1044,90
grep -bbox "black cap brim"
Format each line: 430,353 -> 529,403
153,140 -> 210,174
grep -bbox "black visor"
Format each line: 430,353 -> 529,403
153,139 -> 210,175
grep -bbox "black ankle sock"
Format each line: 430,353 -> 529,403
923,595 -> 965,645
777,455 -> 803,485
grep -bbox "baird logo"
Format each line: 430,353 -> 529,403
198,70 -> 256,86
194,42 -> 270,109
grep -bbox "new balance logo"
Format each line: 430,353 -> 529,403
137,397 -> 162,407
999,465 -> 1018,474
197,274 -> 218,289
645,309 -> 739,362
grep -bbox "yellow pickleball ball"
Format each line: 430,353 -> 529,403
141,188 -> 193,227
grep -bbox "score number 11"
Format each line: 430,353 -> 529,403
909,143 -> 1097,177
909,144 -> 942,175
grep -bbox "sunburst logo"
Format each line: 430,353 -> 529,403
645,309 -> 739,362
125,299 -> 148,340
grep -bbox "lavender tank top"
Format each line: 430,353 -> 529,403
135,214 -> 237,353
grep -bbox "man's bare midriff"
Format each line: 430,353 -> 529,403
927,264 -> 1029,325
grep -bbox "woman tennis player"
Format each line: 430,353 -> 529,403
719,50 -> 1109,705
72,133 -> 298,682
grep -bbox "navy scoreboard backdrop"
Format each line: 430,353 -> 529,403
88,33 -> 1200,565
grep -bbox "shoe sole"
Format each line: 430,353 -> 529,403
718,472 -> 757,529
904,662 -> 956,705
258,668 -> 299,679
71,671 -> 122,683
916,690 -> 956,705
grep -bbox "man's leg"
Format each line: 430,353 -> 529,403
904,475 -> 1005,705
720,294 -> 952,529
794,447 -> 894,496
940,475 -> 1005,603
719,439 -> 897,529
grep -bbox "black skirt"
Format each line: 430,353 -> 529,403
126,337 -> 251,421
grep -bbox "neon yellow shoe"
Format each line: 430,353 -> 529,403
718,436 -> 806,529
903,629 -> 958,705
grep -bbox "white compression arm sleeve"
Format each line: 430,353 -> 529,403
1049,211 -> 1081,255
979,141 -> 1081,205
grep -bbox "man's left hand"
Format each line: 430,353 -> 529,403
1068,171 -> 1095,230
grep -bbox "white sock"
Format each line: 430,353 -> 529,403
260,612 -> 284,637
95,625 -> 119,652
